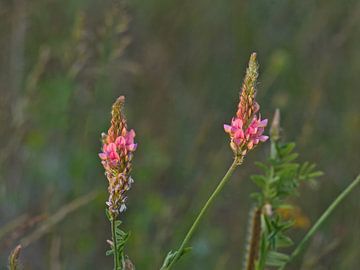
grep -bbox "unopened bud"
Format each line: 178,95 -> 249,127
270,108 -> 281,141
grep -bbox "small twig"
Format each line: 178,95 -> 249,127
0,214 -> 28,240
20,191 -> 99,248
0,214 -> 46,251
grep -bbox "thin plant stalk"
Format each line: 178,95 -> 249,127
279,174 -> 360,270
243,207 -> 262,270
165,157 -> 242,270
111,217 -> 120,270
8,245 -> 22,270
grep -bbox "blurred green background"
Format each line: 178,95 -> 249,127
1,0 -> 359,269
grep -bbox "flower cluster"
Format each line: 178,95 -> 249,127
224,53 -> 268,157
99,96 -> 137,216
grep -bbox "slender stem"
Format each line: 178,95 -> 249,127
111,217 -> 119,270
244,207 -> 262,270
279,174 -> 360,270
8,245 -> 22,270
165,157 -> 242,270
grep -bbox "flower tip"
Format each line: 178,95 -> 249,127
117,95 -> 125,103
270,108 -> 281,141
249,52 -> 258,68
250,52 -> 257,60
112,96 -> 126,111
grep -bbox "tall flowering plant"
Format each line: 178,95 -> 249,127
161,53 -> 268,270
4,53 -> 360,270
99,96 -> 137,270
96,55 -> 359,270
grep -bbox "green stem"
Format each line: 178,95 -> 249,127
111,217 -> 119,270
165,157 -> 242,270
279,174 -> 360,270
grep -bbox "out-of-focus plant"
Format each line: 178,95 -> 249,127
279,173 -> 360,269
244,108 -> 323,270
243,108 -> 360,270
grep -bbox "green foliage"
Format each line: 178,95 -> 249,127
250,131 -> 323,269
251,142 -> 323,207
106,209 -> 130,270
160,247 -> 192,270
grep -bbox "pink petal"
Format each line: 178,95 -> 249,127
232,118 -> 243,128
115,136 -> 126,146
127,129 -> 136,138
234,129 -> 244,139
99,153 -> 107,160
253,102 -> 260,113
128,143 -> 137,152
224,124 -> 232,133
259,119 -> 268,127
233,137 -> 243,145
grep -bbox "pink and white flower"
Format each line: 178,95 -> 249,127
224,53 -> 268,156
99,96 -> 137,216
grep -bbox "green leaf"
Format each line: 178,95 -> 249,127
115,220 -> 122,227
251,175 -> 267,189
266,251 -> 289,267
255,161 -> 269,172
106,249 -> 114,256
282,153 -> 299,163
161,247 -> 192,268
308,171 -> 324,178
105,208 -> 112,221
276,235 -> 294,248
279,143 -> 296,156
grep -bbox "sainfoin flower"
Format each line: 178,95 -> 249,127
224,53 -> 268,157
99,96 -> 137,216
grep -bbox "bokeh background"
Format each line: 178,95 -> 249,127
1,0 -> 359,269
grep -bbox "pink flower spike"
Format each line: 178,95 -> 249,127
223,53 -> 269,157
99,96 -> 137,216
